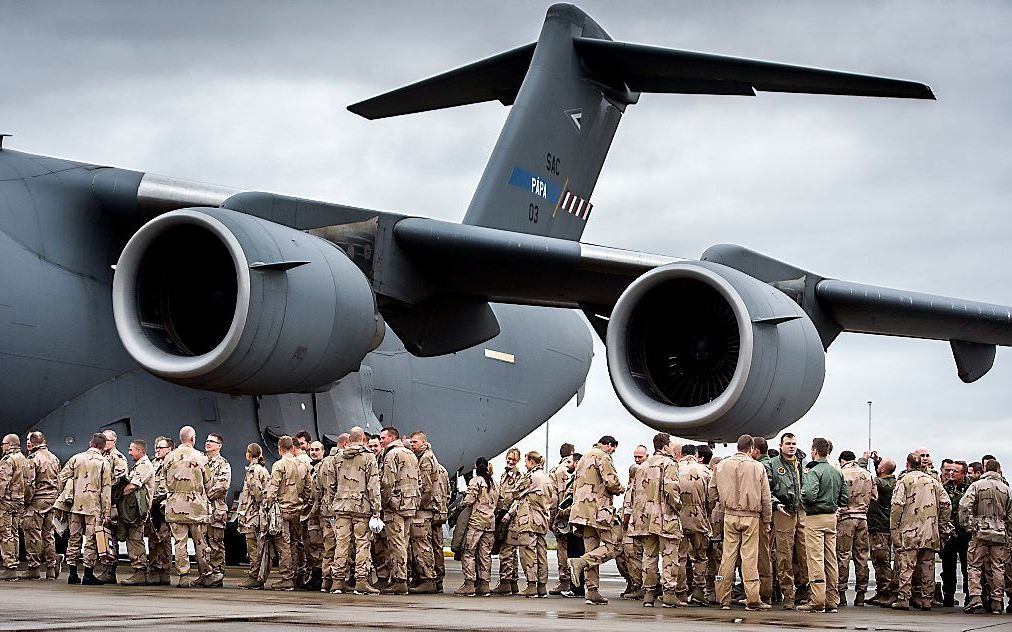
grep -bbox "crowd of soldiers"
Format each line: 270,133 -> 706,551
1,426 -> 1010,616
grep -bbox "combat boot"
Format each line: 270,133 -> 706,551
271,578 -> 295,591
585,588 -> 608,605
569,559 -> 588,587
120,569 -> 148,586
643,591 -> 656,607
455,580 -> 476,596
623,587 -> 645,600
537,582 -> 548,598
839,593 -> 848,606
19,567 -> 41,580
435,580 -> 444,593
46,567 -> 57,580
745,602 -> 773,611
382,580 -> 409,595
913,597 -> 932,611
0,568 -> 17,582
549,579 -> 571,595
155,570 -> 172,586
854,592 -> 866,607
237,577 -> 264,590
689,586 -> 707,606
371,577 -> 390,590
67,565 -> 80,585
201,572 -> 224,588
890,599 -> 910,610
321,576 -> 333,593
661,593 -> 688,608
963,596 -> 983,613
176,574 -> 196,588
475,579 -> 491,596
81,568 -> 101,585
796,603 -> 824,612
354,582 -> 380,595
620,578 -> 636,597
95,565 -> 116,585
518,582 -> 538,597
491,580 -> 515,595
990,598 -> 1004,614
410,580 -> 437,594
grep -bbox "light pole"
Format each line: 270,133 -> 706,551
867,401 -> 873,452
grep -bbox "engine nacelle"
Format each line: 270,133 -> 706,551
606,261 -> 825,442
112,208 -> 383,394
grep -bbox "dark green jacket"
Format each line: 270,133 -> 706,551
944,478 -> 970,531
801,458 -> 848,515
765,451 -> 806,514
867,475 -> 895,533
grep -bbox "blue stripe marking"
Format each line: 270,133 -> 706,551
508,166 -> 562,203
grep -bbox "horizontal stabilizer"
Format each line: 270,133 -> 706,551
573,38 -> 935,99
348,43 -> 535,119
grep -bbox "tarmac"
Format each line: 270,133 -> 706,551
0,556 -> 1005,632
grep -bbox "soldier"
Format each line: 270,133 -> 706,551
708,434 -> 772,611
408,431 -> 441,594
315,438 -> 341,592
119,439 -> 156,586
960,459 -> 1012,613
331,426 -> 382,595
492,447 -> 523,596
548,443 -> 575,595
751,436 -> 774,605
378,426 -> 420,595
569,435 -> 625,606
304,440 -> 326,591
941,460 -> 970,607
145,437 -> 174,585
97,429 -> 128,584
368,435 -> 382,459
627,433 -> 683,608
456,457 -> 499,597
58,433 -> 112,585
295,431 -> 313,456
432,460 -> 451,593
859,453 -> 897,606
163,425 -> 212,588
22,431 -> 60,580
837,450 -> 876,606
676,443 -> 711,606
890,451 -> 951,610
797,437 -> 848,613
618,445 -> 647,600
236,443 -> 271,590
766,432 -> 808,609
291,431 -> 313,587
202,433 -> 231,588
698,445 -> 721,604
0,435 -> 27,581
504,451 -> 552,597
263,435 -> 313,590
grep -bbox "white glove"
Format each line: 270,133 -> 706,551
369,516 -> 385,534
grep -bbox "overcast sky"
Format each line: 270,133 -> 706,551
2,1 -> 1010,480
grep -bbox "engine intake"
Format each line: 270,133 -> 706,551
606,261 -> 825,441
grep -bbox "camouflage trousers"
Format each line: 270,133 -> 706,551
381,511 -> 410,581
305,518 -> 323,577
869,531 -> 893,595
638,534 -> 679,593
334,515 -> 372,580
22,505 -> 56,570
123,521 -> 147,569
462,528 -> 493,582
243,532 -> 262,579
802,512 -> 839,608
577,524 -> 620,591
759,519 -> 773,602
145,519 -> 172,572
321,517 -> 337,580
554,531 -> 570,582
717,514 -> 761,607
498,533 -> 519,582
0,501 -> 21,569
206,525 -> 226,575
65,513 -> 99,569
616,532 -> 643,587
676,531 -> 709,598
409,512 -> 437,581
168,522 -> 210,578
518,531 -> 549,583
837,516 -> 871,593
894,548 -> 934,602
967,537 -> 1004,600
772,508 -> 808,601
432,522 -> 445,581
263,514 -> 301,581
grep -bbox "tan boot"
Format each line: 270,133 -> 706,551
890,599 -> 910,610
354,581 -> 380,595
475,580 -> 491,596
410,580 -> 437,594
119,569 -> 148,586
491,580 -> 515,595
455,580 -> 476,596
0,569 -> 18,582
623,587 -> 645,600
964,596 -> 983,613
661,593 -> 688,608
381,579 -> 409,595
19,568 -> 41,581
518,582 -> 539,597
537,582 -> 548,598
271,578 -> 295,591
237,577 -> 264,590
549,579 -> 571,595
585,588 -> 608,605
643,591 -> 656,607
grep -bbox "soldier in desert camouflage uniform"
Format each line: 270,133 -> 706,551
315,436 -> 343,592
378,426 -> 420,595
569,436 -> 625,606
408,431 -> 442,594
263,435 -> 313,591
332,426 -> 381,595
0,435 -> 27,581
959,459 -> 1012,613
618,446 -> 647,600
548,443 -> 575,595
22,431 -> 60,580
202,433 -> 231,587
292,431 -> 314,587
303,440 -> 326,590
837,450 -> 877,606
96,429 -> 128,584
119,440 -> 156,586
890,451 -> 951,610
504,451 -> 552,598
492,447 -> 524,595
432,461 -> 450,592
58,433 -> 112,585
163,425 -> 212,588
145,437 -> 174,585
456,457 -> 499,597
236,443 -> 271,590
676,443 -> 711,605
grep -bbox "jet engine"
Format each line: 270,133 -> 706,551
606,260 -> 825,442
112,208 -> 383,394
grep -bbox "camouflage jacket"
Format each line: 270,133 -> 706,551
839,460 -> 877,519
163,445 -> 211,524
508,466 -> 552,534
548,458 -> 571,516
627,451 -> 682,538
126,455 -> 156,516
0,450 -> 26,506
206,454 -> 232,528
433,463 -> 450,524
709,452 -> 772,522
333,444 -> 381,517
8,451 -> 32,507
315,452 -> 340,518
27,445 -> 60,509
415,445 -> 442,514
569,445 -> 624,529
464,475 -> 499,531
58,447 -> 112,518
106,448 -> 128,485
151,456 -> 168,502
622,463 -> 640,519
380,441 -> 419,515
497,466 -> 524,511
267,454 -> 312,518
236,461 -> 270,534
678,456 -> 712,535
958,472 -> 1012,544
890,469 -> 950,551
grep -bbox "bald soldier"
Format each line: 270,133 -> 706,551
59,433 -> 112,585
0,434 -> 27,581
618,445 -> 648,599
163,425 -> 212,588
378,426 -> 420,595
331,426 -> 382,595
22,431 -> 60,580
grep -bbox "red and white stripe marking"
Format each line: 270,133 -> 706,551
559,190 -> 592,220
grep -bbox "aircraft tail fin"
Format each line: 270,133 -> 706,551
349,4 -> 934,242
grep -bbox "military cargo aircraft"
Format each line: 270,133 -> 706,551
3,4 -> 1010,493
